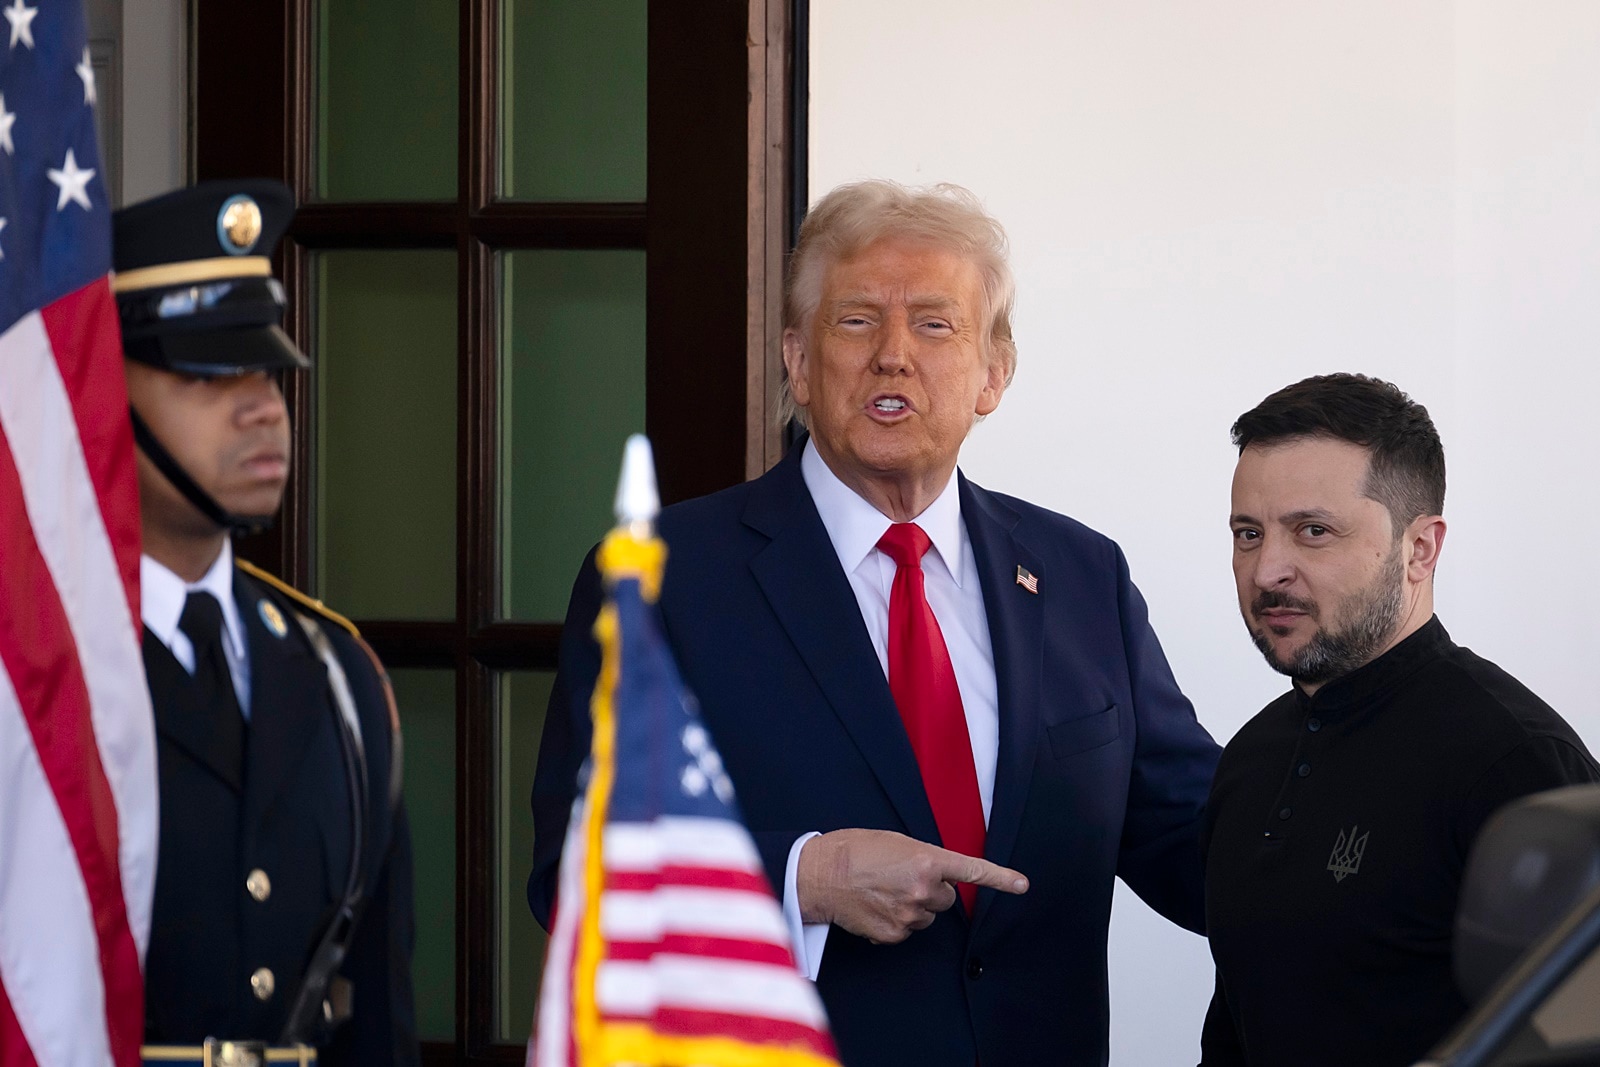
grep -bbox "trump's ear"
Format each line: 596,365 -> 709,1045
975,353 -> 1007,417
782,328 -> 811,407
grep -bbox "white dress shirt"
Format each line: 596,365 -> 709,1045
782,440 -> 999,979
140,540 -> 252,717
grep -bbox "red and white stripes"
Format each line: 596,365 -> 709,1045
595,817 -> 832,1048
532,811 -> 836,1065
0,279 -> 158,1067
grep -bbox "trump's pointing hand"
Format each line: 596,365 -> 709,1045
796,828 -> 1029,945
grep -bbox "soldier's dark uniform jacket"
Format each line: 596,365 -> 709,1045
141,564 -> 418,1063
115,180 -> 419,1063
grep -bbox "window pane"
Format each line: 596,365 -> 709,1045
389,667 -> 457,1041
496,671 -> 553,1042
500,0 -> 646,201
499,251 -> 645,620
317,0 -> 458,200
316,250 -> 457,619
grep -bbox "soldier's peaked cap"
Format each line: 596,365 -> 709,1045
112,179 -> 309,376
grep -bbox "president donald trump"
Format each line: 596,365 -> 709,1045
530,180 -> 1220,1065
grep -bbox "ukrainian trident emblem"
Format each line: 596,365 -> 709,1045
1326,825 -> 1369,883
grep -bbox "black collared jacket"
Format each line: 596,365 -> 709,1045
1201,617 -> 1598,1067
142,565 -> 419,1064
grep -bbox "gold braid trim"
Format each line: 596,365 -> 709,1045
235,558 -> 360,637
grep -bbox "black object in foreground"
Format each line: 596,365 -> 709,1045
1417,785 -> 1600,1067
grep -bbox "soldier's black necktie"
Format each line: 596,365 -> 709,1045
178,591 -> 245,783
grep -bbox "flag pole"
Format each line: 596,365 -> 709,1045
533,435 -> 841,1067
614,433 -> 661,537
573,436 -> 665,1064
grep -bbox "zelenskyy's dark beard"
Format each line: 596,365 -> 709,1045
1251,551 -> 1406,686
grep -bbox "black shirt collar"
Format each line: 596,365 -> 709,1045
1293,615 -> 1451,716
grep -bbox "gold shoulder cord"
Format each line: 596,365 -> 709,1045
235,559 -> 360,637
235,558 -> 402,800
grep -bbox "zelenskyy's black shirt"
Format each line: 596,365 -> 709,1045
1200,617 -> 1598,1067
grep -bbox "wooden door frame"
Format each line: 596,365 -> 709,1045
193,1 -> 800,1061
198,0 -> 798,583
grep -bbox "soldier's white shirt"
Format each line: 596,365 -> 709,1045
141,540 -> 252,717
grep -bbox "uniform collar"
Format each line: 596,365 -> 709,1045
800,438 -> 968,586
140,540 -> 246,663
1294,614 -> 1451,715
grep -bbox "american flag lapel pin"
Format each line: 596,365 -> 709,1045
1015,565 -> 1039,594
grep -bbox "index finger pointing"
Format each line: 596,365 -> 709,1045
941,852 -> 1028,895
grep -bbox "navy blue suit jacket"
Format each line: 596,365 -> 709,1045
530,446 -> 1219,1066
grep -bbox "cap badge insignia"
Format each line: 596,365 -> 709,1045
258,599 -> 289,639
217,195 -> 263,255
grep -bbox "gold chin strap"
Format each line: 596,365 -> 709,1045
111,256 -> 272,293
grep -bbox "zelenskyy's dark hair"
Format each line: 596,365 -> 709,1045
1232,373 -> 1446,532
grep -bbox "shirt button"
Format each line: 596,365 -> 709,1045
1297,763 -> 1311,778
967,958 -> 984,980
246,868 -> 271,902
250,967 -> 275,1001
1307,718 -> 1322,732
1278,807 -> 1292,820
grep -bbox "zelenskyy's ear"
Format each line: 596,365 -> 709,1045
1405,515 -> 1447,580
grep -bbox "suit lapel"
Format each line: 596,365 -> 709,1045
960,475 -> 1044,926
144,628 -> 245,793
742,449 -> 942,845
235,569 -> 329,826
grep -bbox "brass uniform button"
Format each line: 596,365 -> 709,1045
250,967 -> 275,1001
245,868 -> 271,902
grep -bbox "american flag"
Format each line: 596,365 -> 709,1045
1015,565 -> 1038,594
530,462 -> 841,1067
0,3 -> 159,1067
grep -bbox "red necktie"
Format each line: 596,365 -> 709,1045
877,522 -> 987,915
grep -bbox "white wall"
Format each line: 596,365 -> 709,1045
809,3 -> 1600,1063
83,0 -> 188,207
119,0 -> 187,204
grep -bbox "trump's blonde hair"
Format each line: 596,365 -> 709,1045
778,180 -> 1018,429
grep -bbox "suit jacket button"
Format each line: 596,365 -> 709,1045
246,868 -> 271,902
250,967 -> 275,1001
966,958 -> 984,980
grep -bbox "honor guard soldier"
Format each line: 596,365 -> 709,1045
115,181 -> 420,1065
